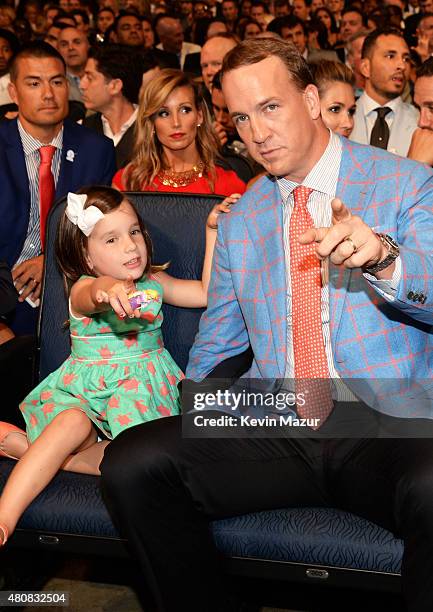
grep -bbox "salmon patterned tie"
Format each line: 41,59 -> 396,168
289,186 -> 333,428
39,145 -> 56,250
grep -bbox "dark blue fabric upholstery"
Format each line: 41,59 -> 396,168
0,458 -> 403,573
0,192 -> 403,580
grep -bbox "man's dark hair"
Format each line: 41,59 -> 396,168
153,13 -> 181,32
51,20 -> 73,31
250,1 -> 267,11
114,10 -> 141,33
268,15 -> 307,37
89,44 -> 145,104
70,9 -> 90,25
307,17 -> 331,50
361,26 -> 406,59
97,6 -> 115,16
417,56 -> 433,78
9,41 -> 66,82
0,28 -> 20,55
221,37 -> 314,93
342,6 -> 367,26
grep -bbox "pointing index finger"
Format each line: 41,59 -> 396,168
331,198 -> 351,224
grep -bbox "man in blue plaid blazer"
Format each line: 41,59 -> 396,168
102,39 -> 433,612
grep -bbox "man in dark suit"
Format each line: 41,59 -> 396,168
0,41 -> 116,334
81,45 -> 144,170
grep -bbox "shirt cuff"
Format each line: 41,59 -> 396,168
363,256 -> 401,301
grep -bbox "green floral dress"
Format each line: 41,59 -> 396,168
20,276 -> 183,442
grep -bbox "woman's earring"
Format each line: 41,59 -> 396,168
197,124 -> 201,127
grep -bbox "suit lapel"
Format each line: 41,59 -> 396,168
56,120 -> 78,198
244,178 -> 287,377
330,139 -> 377,341
5,120 -> 31,214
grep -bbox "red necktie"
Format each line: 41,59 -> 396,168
290,186 -> 333,428
39,145 -> 56,250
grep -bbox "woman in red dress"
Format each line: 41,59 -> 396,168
112,69 -> 246,196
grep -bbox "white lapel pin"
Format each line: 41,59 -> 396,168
66,149 -> 75,162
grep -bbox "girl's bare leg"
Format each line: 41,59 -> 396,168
0,409 -> 96,542
2,428 -> 110,475
61,440 -> 110,475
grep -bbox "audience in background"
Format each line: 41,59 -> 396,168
351,27 -> 419,156
311,59 -> 356,136
112,69 -> 245,195
200,32 -> 238,90
81,45 -> 143,169
57,25 -> 89,103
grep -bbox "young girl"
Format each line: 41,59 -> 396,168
0,185 -> 240,547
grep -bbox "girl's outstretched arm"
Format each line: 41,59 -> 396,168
155,194 -> 242,308
70,275 -> 139,318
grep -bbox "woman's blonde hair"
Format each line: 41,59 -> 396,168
122,69 -> 221,191
310,60 -> 355,98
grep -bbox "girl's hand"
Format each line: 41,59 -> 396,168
207,193 -> 241,230
94,275 -> 140,319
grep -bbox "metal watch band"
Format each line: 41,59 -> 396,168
363,234 -> 399,274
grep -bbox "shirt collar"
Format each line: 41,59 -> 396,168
17,119 -> 63,157
101,105 -> 138,138
277,130 -> 342,202
361,91 -> 402,116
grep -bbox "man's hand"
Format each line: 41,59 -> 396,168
213,120 -> 228,147
408,128 -> 433,165
12,255 -> 44,302
299,198 -> 392,275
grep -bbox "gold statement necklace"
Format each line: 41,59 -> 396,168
159,161 -> 205,188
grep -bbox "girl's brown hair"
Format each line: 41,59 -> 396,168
55,186 -> 164,294
122,69 -> 221,191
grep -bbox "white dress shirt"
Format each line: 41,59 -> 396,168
278,131 -> 400,399
351,91 -> 419,157
100,105 -> 137,147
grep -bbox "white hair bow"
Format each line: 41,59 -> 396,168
65,192 -> 104,236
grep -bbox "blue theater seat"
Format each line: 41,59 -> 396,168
0,192 -> 403,598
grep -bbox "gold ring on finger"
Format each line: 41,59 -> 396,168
343,236 -> 358,254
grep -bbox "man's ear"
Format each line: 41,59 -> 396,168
304,83 -> 321,120
8,80 -> 17,105
360,57 -> 370,80
108,77 -> 123,96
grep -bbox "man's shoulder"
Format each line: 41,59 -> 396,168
227,174 -> 276,215
398,99 -> 419,122
63,118 -> 114,150
0,117 -> 17,144
341,137 -> 433,181
82,112 -> 103,132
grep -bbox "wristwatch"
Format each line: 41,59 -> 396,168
363,234 -> 400,274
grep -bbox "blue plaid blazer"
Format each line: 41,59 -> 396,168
187,138 -> 433,418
